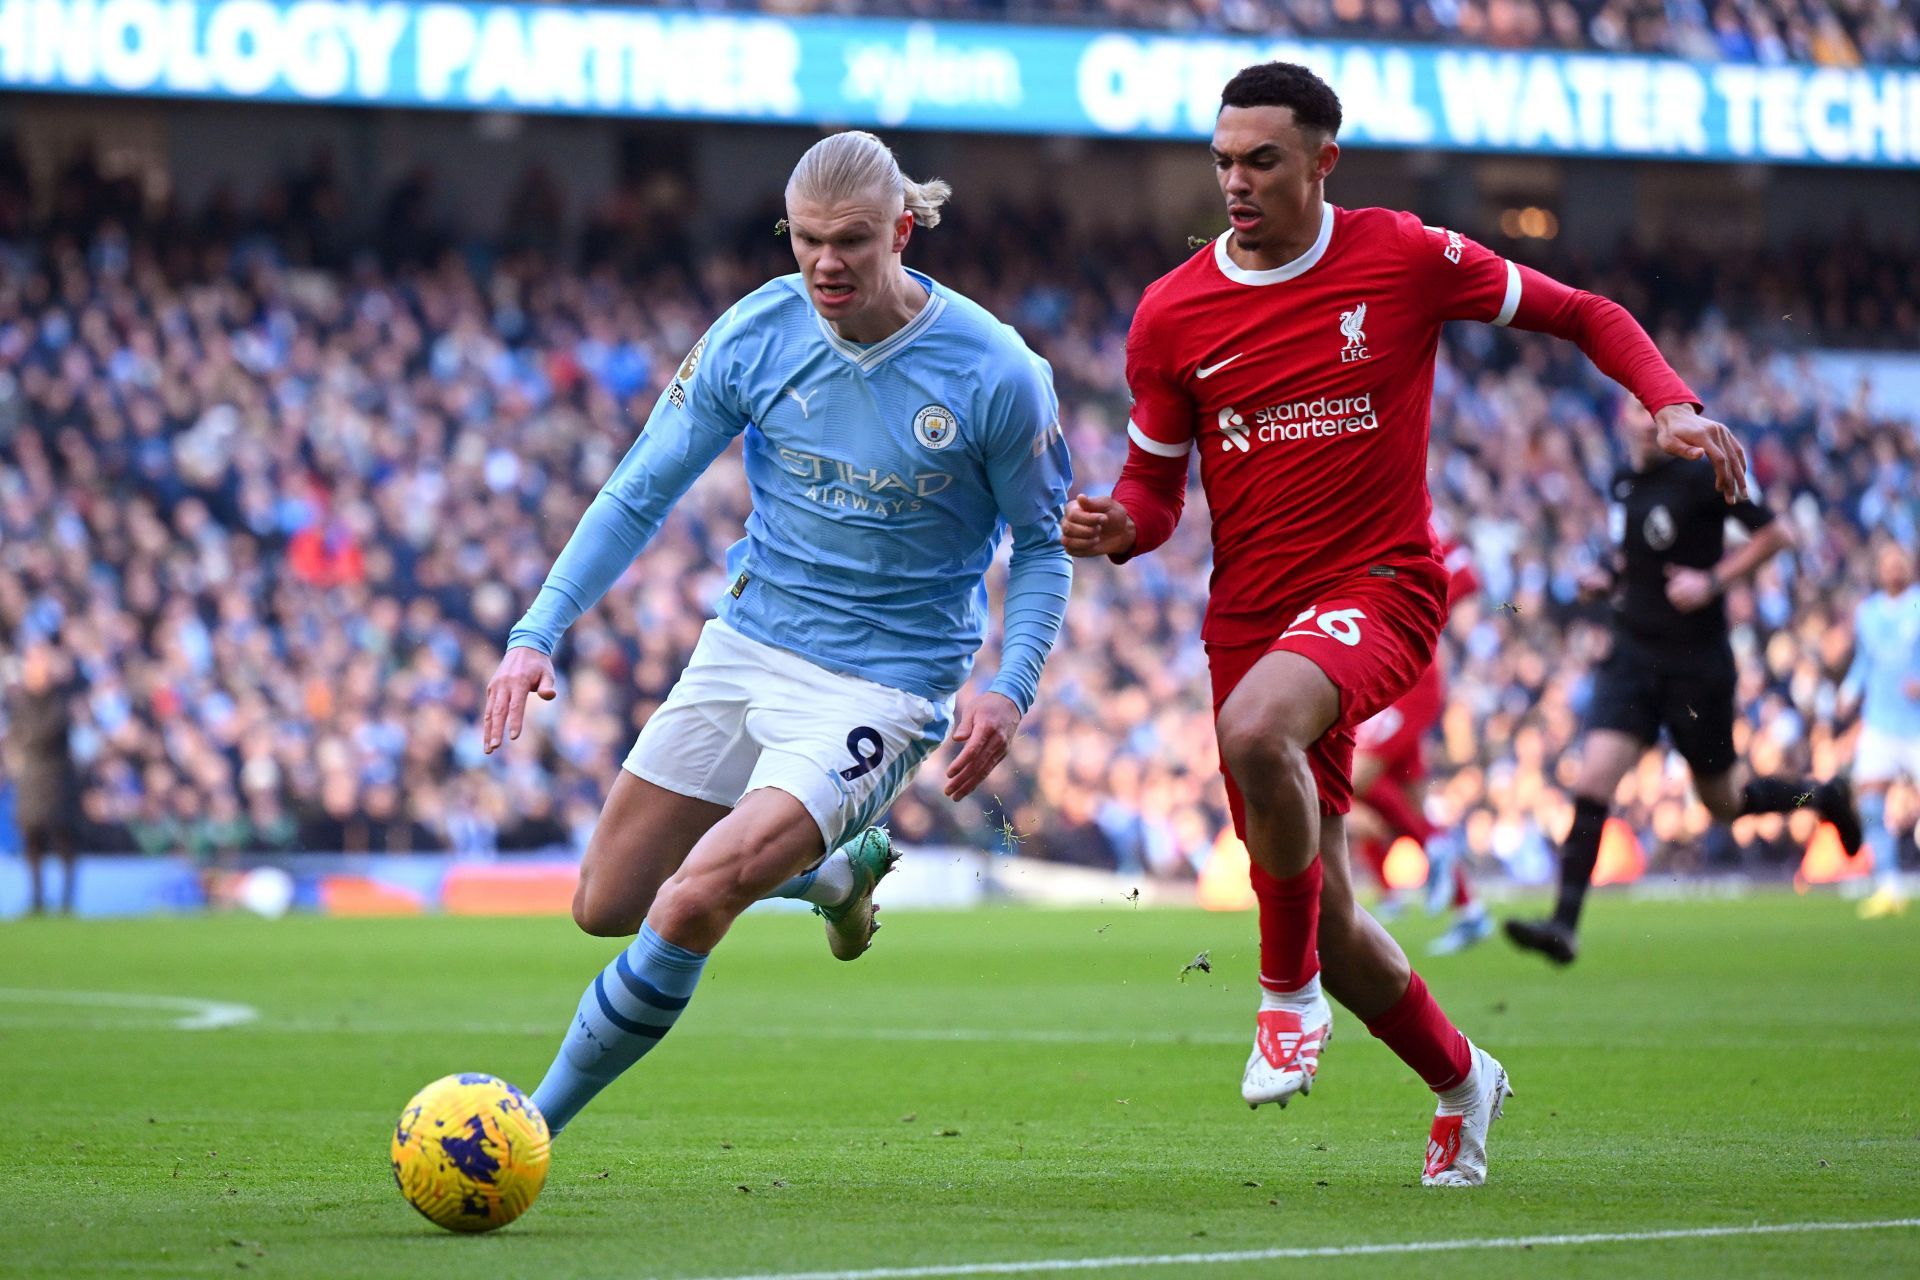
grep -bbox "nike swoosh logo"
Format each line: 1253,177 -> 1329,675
1196,354 -> 1244,379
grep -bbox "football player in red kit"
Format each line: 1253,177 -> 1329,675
1062,62 -> 1748,1187
1350,528 -> 1490,955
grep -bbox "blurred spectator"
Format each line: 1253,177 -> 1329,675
3,644 -> 82,912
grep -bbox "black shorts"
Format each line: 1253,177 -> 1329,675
1584,630 -> 1738,776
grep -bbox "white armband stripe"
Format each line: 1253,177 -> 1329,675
1492,260 -> 1522,327
1127,419 -> 1192,458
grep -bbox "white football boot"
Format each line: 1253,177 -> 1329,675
1240,984 -> 1333,1109
1421,1042 -> 1513,1187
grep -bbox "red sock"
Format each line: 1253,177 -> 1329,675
1249,859 -> 1322,993
1366,784 -> 1433,844
1355,837 -> 1390,887
1451,860 -> 1474,911
1365,972 -> 1472,1092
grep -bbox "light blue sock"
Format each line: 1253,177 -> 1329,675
1861,790 -> 1900,890
530,923 -> 706,1134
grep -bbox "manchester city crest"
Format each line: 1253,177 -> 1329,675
913,404 -> 959,451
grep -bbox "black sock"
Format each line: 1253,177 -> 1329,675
1553,797 -> 1610,931
1738,776 -> 1814,817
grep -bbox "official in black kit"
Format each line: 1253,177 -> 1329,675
1506,411 -> 1862,965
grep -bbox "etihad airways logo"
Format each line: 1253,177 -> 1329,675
1215,393 -> 1379,453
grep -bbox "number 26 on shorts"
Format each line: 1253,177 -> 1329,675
1280,606 -> 1367,647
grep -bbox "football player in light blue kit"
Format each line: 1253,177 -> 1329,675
479,132 -> 1074,1134
1844,540 -> 1920,918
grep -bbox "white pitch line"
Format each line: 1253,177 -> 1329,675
666,1218 -> 1920,1280
250,1020 -> 1249,1046
0,987 -> 258,1030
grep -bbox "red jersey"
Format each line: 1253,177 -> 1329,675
1117,204 -> 1695,648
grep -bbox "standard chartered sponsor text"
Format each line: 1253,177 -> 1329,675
1230,393 -> 1380,445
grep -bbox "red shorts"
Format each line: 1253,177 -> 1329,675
1353,660 -> 1446,787
1208,567 -> 1445,832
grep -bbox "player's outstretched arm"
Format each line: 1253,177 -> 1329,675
1454,242 -> 1749,503
482,646 -> 557,755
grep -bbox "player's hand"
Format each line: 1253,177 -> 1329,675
1061,494 -> 1138,559
1653,405 -> 1748,503
1665,565 -> 1718,613
944,691 -> 1021,801
482,646 -> 558,755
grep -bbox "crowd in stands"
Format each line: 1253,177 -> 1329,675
2,145 -> 1916,885
748,0 -> 1920,67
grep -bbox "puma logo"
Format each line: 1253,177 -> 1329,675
784,387 -> 817,418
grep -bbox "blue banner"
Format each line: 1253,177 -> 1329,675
1,1 -> 1917,165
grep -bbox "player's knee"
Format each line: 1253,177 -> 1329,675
651,859 -> 757,938
1217,713 -> 1309,799
648,877 -> 723,942
572,888 -> 641,939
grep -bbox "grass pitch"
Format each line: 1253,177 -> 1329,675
3,894 -> 1917,1278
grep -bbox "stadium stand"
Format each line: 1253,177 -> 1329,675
1,143 -> 1916,883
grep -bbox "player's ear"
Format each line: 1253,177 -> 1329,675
1313,137 -> 1340,184
893,209 -> 914,254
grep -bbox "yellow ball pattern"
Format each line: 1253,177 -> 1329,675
391,1073 -> 551,1233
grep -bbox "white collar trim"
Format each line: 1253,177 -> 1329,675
813,271 -> 946,372
1213,203 -> 1336,286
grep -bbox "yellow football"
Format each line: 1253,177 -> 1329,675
391,1073 -> 551,1233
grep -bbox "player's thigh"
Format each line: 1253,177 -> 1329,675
573,772 -> 731,937
1263,581 -> 1441,734
647,788 -> 830,951
660,787 -> 827,911
1216,648 -> 1342,767
1235,580 -> 1441,815
743,664 -> 951,853
1575,729 -> 1645,800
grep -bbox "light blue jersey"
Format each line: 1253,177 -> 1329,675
1846,586 -> 1920,738
510,269 -> 1073,712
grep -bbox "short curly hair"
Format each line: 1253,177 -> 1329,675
1219,63 -> 1343,138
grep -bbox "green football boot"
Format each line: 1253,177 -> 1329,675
817,828 -> 899,961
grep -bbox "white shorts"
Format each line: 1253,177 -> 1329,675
1855,725 -> 1920,786
625,619 -> 952,850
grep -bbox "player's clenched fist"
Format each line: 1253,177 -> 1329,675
482,646 -> 558,755
1061,494 -> 1139,559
